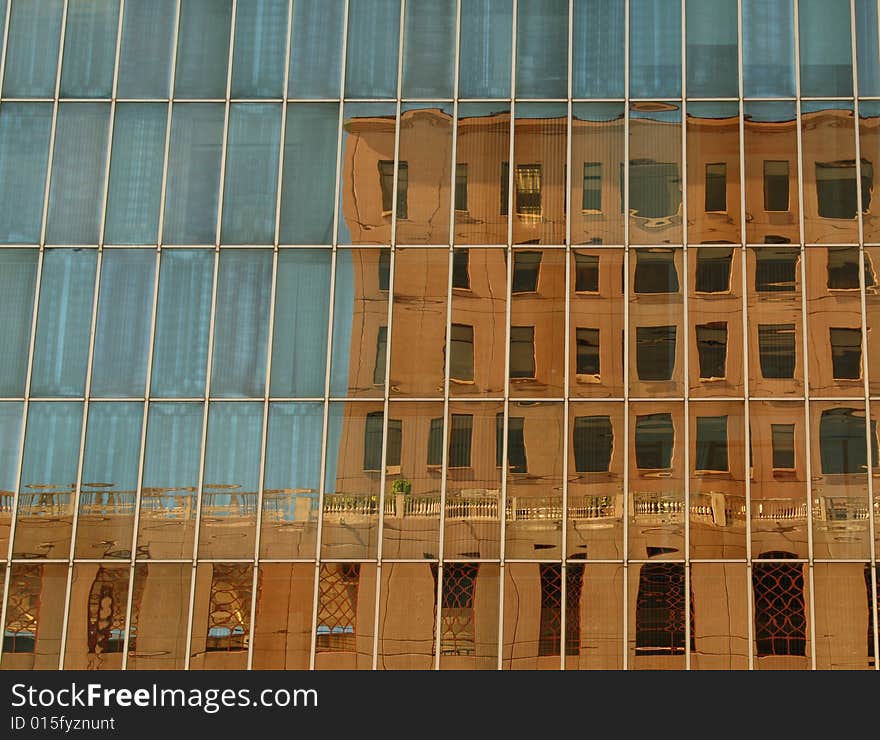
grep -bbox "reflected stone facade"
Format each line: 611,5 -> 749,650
0,0 -> 879,672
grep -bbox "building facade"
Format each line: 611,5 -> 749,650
0,0 -> 879,670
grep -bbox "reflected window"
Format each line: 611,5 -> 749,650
448,414 -> 473,468
819,408 -> 867,474
428,417 -> 443,467
374,326 -> 387,385
573,415 -> 613,473
704,163 -> 727,212
829,327 -> 862,379
634,250 -> 679,293
501,161 -> 509,216
497,414 -> 527,473
515,164 -> 542,216
378,250 -> 390,291
635,413 -> 674,470
696,322 -> 727,379
695,248 -> 732,293
452,248 -> 470,289
827,247 -> 873,290
316,563 -> 360,653
574,253 -> 599,292
755,248 -> 798,292
763,160 -> 790,211
865,565 -> 877,664
539,564 -> 582,657
378,160 -> 407,218
363,412 -> 402,472
510,326 -> 536,379
757,324 -> 796,379
450,323 -> 475,382
455,163 -> 468,211
582,162 -> 602,212
512,251 -> 541,293
636,325 -> 676,381
635,563 -> 693,655
3,565 -> 41,653
87,568 -> 134,656
435,563 -> 477,656
629,160 -> 681,219
815,160 -> 865,219
771,424 -> 795,470
753,553 -> 806,657
575,328 -> 600,376
205,564 -> 251,652
695,416 -> 728,472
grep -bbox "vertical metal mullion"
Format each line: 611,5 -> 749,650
622,0 -> 631,671
792,0 -> 818,670
311,0 -> 351,671
0,0 -> 13,96
849,0 -> 880,670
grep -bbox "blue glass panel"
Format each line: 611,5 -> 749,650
279,103 -> 339,244
572,0 -> 624,98
0,403 -> 24,495
82,402 -> 143,492
3,0 -> 64,97
630,0 -> 681,99
743,0 -> 796,97
210,250 -> 273,397
104,103 -> 167,245
402,0 -> 455,98
686,0 -> 738,98
459,0 -> 512,98
0,104 -> 53,244
59,0 -> 120,98
203,402 -> 263,491
116,0 -> 176,98
799,0 -> 853,97
220,103 -> 282,245
163,103 -> 225,244
288,0 -> 344,98
516,0 -> 568,98
151,250 -> 214,398
264,402 -> 323,492
46,103 -> 111,245
142,402 -> 203,491
0,251 -> 38,396
90,250 -> 156,397
345,0 -> 401,98
329,249 -> 354,395
231,0 -> 288,98
856,0 -> 880,97
30,249 -> 97,397
270,250 -> 331,397
174,0 -> 232,98
19,401 -> 83,492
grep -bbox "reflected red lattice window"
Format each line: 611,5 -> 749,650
316,563 -> 360,653
538,564 -> 583,656
752,552 -> 806,657
432,563 -> 477,656
635,563 -> 694,655
205,564 -> 252,652
87,567 -> 130,656
866,565 -> 878,665
3,565 -> 42,654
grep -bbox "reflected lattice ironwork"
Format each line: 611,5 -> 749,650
753,553 -> 807,657
3,565 -> 42,654
205,564 -> 252,652
635,563 -> 694,655
316,563 -> 360,653
538,564 -> 583,656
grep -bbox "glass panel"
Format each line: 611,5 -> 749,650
13,401 -> 83,559
116,0 -> 176,98
572,0 -> 624,98
139,402 -> 202,560
90,249 -> 156,397
564,564 -> 623,669
252,563 -> 315,669
104,103 -> 167,245
210,250 -> 272,397
63,563 -> 130,668
314,562 -> 377,670
199,402 -> 263,559
438,562 -> 499,670
2,0 -> 63,97
344,0 -> 401,98
1,564 -> 67,669
75,402 -> 142,559
288,0 -> 344,98
221,103 -> 282,245
189,563 -> 253,670
174,0 -> 232,98
752,554 -> 810,669
629,104 -> 683,245
0,403 -> 24,556
163,104 -> 225,244
867,247 -> 880,394
855,0 -> 880,97
690,564 -> 750,670
59,0 -> 119,98
515,0 -> 568,99
861,102 -> 880,244
628,562 -> 690,670
502,563 -> 566,669
459,0 -> 512,98
230,0 -> 288,98
0,103 -> 53,244
150,249 -> 213,398
378,563 -> 436,669
813,563 -> 873,670
685,0 -> 737,98
798,0 -> 853,98
629,0 -> 681,99
270,250 -> 331,397
30,249 -> 97,397
46,103 -> 111,245
742,0 -> 796,98
402,0 -> 455,98
686,102 -> 741,245
0,250 -> 38,396
261,402 -> 323,559
126,564 -> 191,670
279,103 -> 339,245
